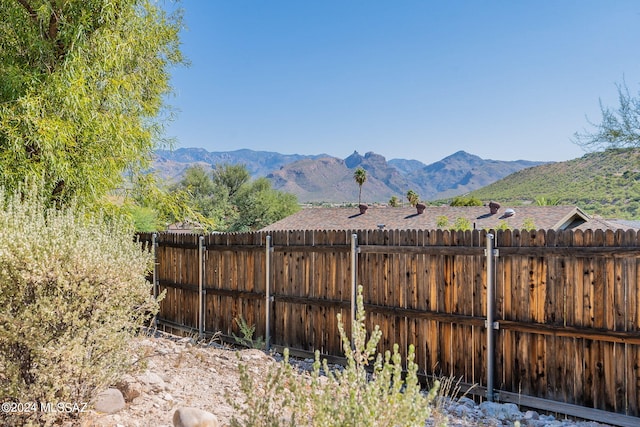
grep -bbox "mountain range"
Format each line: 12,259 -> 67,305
153,148 -> 545,203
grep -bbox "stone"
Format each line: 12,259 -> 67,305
479,401 -> 523,421
172,407 -> 219,427
115,375 -> 143,402
93,388 -> 126,414
457,396 -> 477,408
138,371 -> 166,392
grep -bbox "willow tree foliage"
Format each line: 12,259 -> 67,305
0,0 -> 184,206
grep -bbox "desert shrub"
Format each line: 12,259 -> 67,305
452,217 -> 472,231
0,186 -> 158,426
230,286 -> 439,427
436,215 -> 449,228
495,220 -> 512,231
450,196 -> 482,206
521,218 -> 536,231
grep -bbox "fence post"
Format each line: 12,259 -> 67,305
152,233 -> 158,328
350,233 -> 359,324
198,235 -> 205,339
485,233 -> 497,401
265,235 -> 272,350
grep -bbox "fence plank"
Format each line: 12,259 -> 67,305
145,228 -> 640,420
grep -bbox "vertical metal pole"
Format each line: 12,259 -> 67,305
350,233 -> 358,324
152,233 -> 158,328
486,233 -> 496,401
198,235 -> 205,339
265,235 -> 272,350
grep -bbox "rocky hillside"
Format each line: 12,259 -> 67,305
466,147 -> 640,219
152,148 -> 546,203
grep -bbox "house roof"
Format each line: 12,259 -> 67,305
573,217 -> 640,232
166,220 -> 205,233
261,204 -> 595,232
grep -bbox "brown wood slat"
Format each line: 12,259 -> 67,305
145,228 -> 640,420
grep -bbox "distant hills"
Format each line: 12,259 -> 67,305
152,148 -> 328,182
153,148 -> 545,203
466,148 -> 640,219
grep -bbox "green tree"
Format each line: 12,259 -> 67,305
0,0 -> 184,207
128,173 -> 215,232
173,164 -> 248,230
230,177 -> 299,231
574,81 -> 640,151
388,195 -> 401,207
173,165 -> 229,219
450,196 -> 483,206
213,163 -> 251,199
353,167 -> 367,205
406,189 -> 419,207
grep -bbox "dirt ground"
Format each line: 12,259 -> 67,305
77,332 -> 609,427
81,333 -> 266,427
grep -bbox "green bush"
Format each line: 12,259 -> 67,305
0,187 -> 158,426
453,217 -> 472,231
436,215 -> 449,228
230,286 -> 439,427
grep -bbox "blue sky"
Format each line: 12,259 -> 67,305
162,0 -> 640,165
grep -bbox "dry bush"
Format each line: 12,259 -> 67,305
230,286 -> 439,427
0,187 -> 158,426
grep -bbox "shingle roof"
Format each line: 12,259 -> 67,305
573,217 -> 640,231
261,205 -> 594,232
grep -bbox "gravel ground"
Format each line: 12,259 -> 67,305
80,333 -> 614,427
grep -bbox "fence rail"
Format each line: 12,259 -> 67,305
138,228 -> 640,425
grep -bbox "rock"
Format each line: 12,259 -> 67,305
93,388 -> 126,414
173,407 -> 219,427
138,371 -> 167,392
479,401 -> 523,421
115,375 -> 143,402
457,396 -> 476,408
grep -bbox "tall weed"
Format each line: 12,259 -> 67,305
230,286 -> 439,427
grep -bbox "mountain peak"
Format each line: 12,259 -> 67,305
443,150 -> 481,161
345,151 -> 364,168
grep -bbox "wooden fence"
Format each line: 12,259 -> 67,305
138,229 -> 640,425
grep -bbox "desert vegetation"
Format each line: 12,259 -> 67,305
0,186 -> 159,426
230,287 -> 440,427
466,148 -> 640,219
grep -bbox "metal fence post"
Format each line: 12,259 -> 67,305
486,233 -> 498,401
198,235 -> 205,339
265,235 -> 272,350
350,233 -> 359,324
152,233 -> 158,328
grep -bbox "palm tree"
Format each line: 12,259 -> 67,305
406,189 -> 419,207
354,167 -> 367,205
